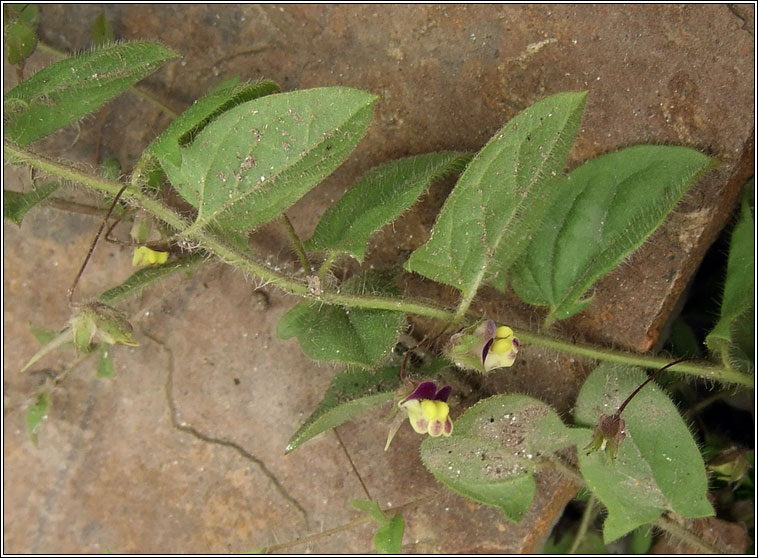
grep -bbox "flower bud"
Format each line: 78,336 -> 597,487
132,245 -> 169,266
69,302 -> 138,352
585,413 -> 626,463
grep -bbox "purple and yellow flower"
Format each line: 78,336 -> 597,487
385,381 -> 453,450
132,245 -> 169,267
399,381 -> 453,437
447,319 -> 520,373
482,324 -> 520,371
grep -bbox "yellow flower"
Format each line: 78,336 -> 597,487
483,325 -> 520,371
385,381 -> 453,450
132,246 -> 169,267
447,320 -> 520,373
402,398 -> 452,437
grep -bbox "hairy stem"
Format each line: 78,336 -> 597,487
5,141 -> 753,389
5,141 -> 190,232
568,494 -> 597,554
653,515 -> 722,554
317,250 -> 339,282
453,286 -> 478,324
514,328 -> 752,388
280,213 -> 312,274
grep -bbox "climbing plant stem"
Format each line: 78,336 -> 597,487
568,494 -> 597,554
513,329 -> 752,388
317,250 -> 339,282
453,285 -> 478,324
280,213 -> 312,274
5,141 -> 753,390
653,515 -> 722,554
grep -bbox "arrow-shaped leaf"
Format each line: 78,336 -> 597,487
4,182 -> 60,226
421,394 -> 584,522
511,145 -> 716,324
705,182 -> 754,371
4,41 -> 178,145
286,365 -> 401,453
164,87 -> 377,235
306,152 -> 472,261
405,92 -> 586,296
575,364 -> 713,543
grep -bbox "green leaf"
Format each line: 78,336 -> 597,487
99,155 -> 121,180
726,307 -> 755,373
542,531 -> 607,554
306,152 -> 472,261
423,436 -> 536,522
350,500 -> 405,554
163,87 -> 377,235
28,323 -> 59,346
627,526 -> 653,554
147,78 -> 279,169
4,41 -> 178,146
99,253 -> 205,305
277,273 -> 405,369
21,328 -> 72,372
666,317 -> 703,358
26,390 -> 50,446
575,363 -> 713,543
705,182 -> 755,371
454,394 -> 583,454
286,365 -> 401,452
511,145 -> 716,324
421,394 -> 582,522
5,19 -> 37,64
9,4 -> 40,28
97,344 -> 115,378
374,513 -> 404,554
5,5 -> 39,65
276,300 -> 402,367
405,92 -> 587,296
350,499 -> 388,523
92,11 -> 115,47
4,182 -> 60,225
